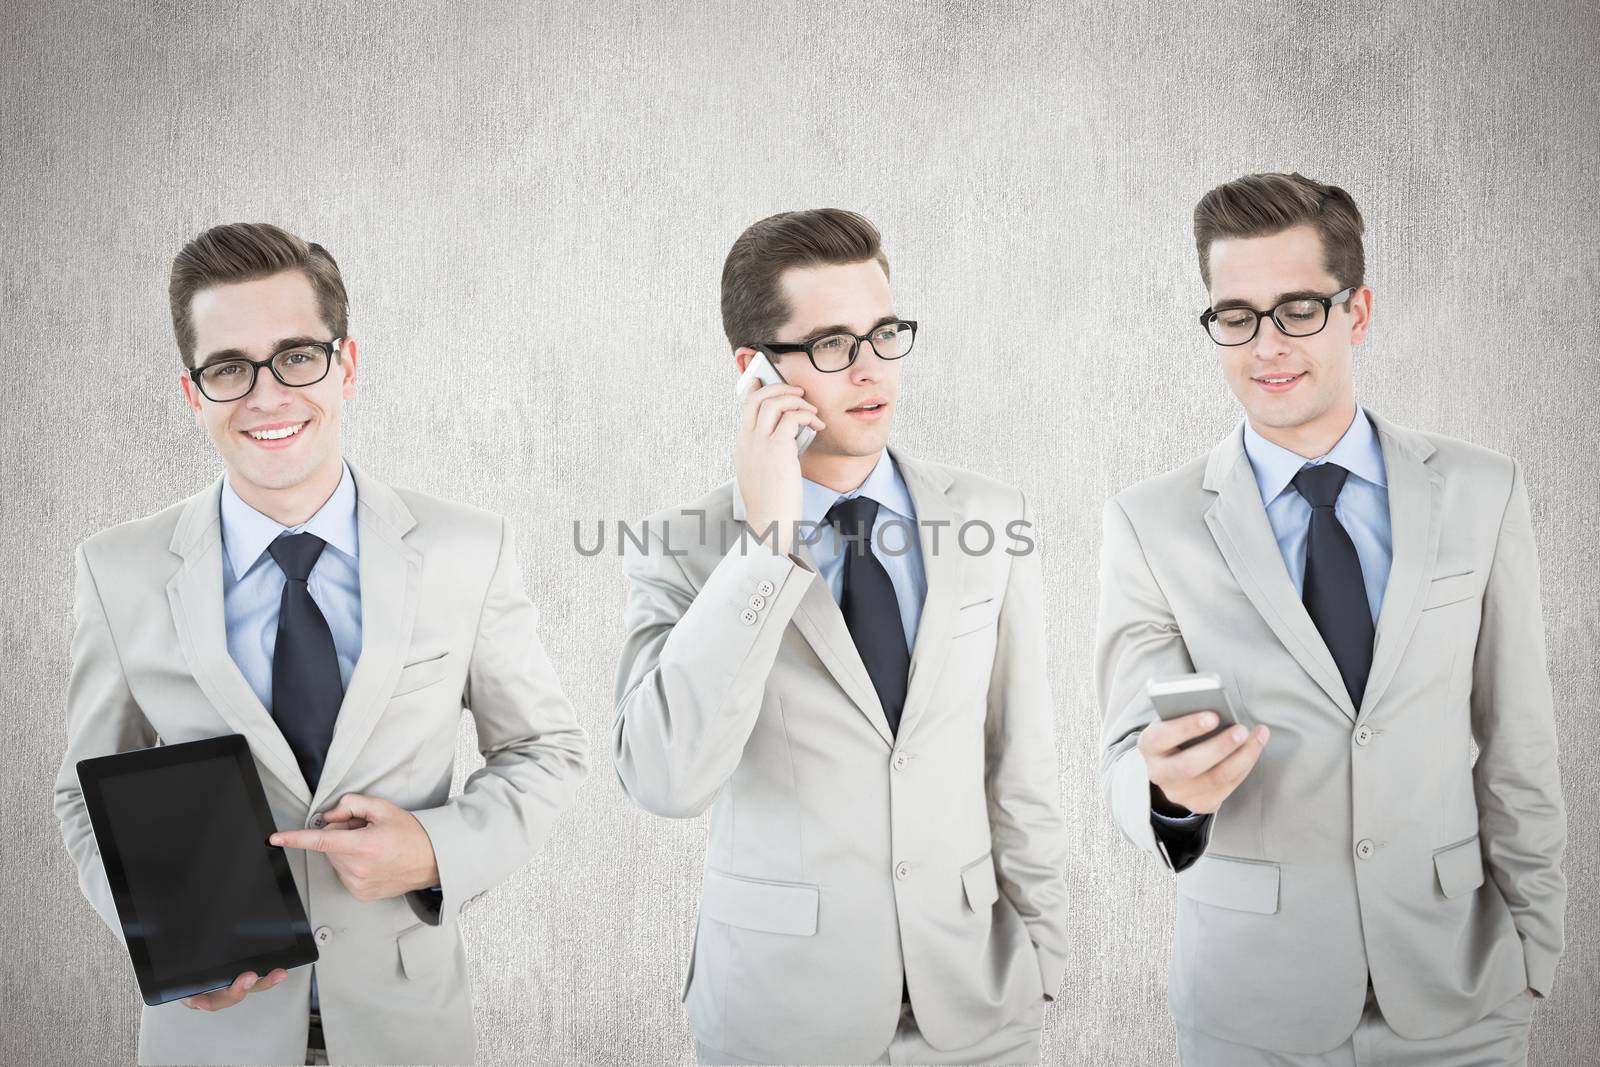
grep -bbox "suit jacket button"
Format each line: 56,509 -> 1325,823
314,926 -> 333,945
310,814 -> 325,828
1356,839 -> 1375,860
1354,725 -> 1374,746
894,861 -> 911,881
892,753 -> 908,771
757,579 -> 776,597
749,594 -> 767,611
739,608 -> 757,626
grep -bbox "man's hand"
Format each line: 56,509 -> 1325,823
1139,712 -> 1269,816
183,968 -> 289,1011
271,794 -> 440,902
735,380 -> 823,556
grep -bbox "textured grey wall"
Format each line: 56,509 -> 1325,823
2,1 -> 1596,1064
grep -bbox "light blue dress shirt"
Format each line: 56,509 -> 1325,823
220,462 -> 363,711
1153,408 -> 1393,833
1242,406 -> 1392,622
799,449 -> 927,652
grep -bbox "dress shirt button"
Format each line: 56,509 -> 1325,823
756,579 -> 776,597
894,862 -> 911,881
892,752 -> 908,771
739,608 -> 757,626
314,926 -> 333,946
748,594 -> 767,611
1356,839 -> 1375,860
1354,725 -> 1374,746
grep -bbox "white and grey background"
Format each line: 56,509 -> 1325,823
3,1 -> 1596,1064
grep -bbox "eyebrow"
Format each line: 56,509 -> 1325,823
797,314 -> 900,343
197,336 -> 326,368
1212,290 -> 1327,311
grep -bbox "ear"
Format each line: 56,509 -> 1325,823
338,337 -> 359,399
179,370 -> 205,427
734,346 -> 757,374
1347,285 -> 1374,344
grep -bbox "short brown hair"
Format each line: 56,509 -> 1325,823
720,209 -> 890,349
169,223 -> 349,367
1193,173 -> 1365,291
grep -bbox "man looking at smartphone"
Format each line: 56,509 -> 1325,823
1095,173 -> 1566,1065
613,208 -> 1069,1065
55,223 -> 590,1064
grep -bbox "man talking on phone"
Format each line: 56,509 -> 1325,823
1095,173 -> 1566,1065
613,209 -> 1068,1065
54,223 -> 590,1064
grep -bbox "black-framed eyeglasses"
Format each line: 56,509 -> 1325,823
1199,288 -> 1355,346
755,320 -> 917,373
189,338 -> 343,402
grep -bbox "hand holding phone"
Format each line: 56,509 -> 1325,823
733,348 -> 824,554
735,349 -> 816,454
1138,672 -> 1269,816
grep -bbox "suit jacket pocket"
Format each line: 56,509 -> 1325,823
701,868 -> 819,936
952,596 -> 1000,638
392,651 -> 452,698
1433,834 -> 1486,899
1176,853 -> 1280,914
960,852 -> 999,911
396,918 -> 453,980
1421,571 -> 1477,611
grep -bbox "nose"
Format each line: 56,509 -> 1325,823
849,341 -> 887,383
1250,314 -> 1294,362
244,367 -> 295,410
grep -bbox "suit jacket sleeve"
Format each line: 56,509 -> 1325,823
54,543 -> 157,943
612,519 -> 815,818
1095,496 -> 1212,871
983,492 -> 1070,999
410,518 -> 591,928
1470,461 -> 1566,996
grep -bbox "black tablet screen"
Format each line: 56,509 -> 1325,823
95,754 -> 299,980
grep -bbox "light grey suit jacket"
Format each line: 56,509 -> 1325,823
54,464 -> 590,1066
1095,411 -> 1566,1053
613,448 -> 1069,1065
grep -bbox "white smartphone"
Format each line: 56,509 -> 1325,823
735,348 -> 816,455
1146,672 -> 1244,749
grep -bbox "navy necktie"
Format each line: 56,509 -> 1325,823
825,495 -> 911,736
267,532 -> 344,788
1292,463 -> 1375,708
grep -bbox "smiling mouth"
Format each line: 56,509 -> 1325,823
848,401 -> 887,413
244,422 -> 305,441
1254,373 -> 1305,385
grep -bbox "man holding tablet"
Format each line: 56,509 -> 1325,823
54,223 -> 590,1065
1095,173 -> 1566,1064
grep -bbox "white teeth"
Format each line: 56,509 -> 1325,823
247,423 -> 304,441
1259,375 -> 1299,384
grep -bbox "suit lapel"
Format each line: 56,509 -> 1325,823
310,464 -> 422,810
790,543 -> 896,746
731,465 -> 897,747
166,478 -> 313,804
891,449 -> 961,741
1358,412 -> 1442,719
1202,428 -> 1358,722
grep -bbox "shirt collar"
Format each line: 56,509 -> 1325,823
1242,406 -> 1388,506
802,448 -> 917,528
221,461 -> 359,579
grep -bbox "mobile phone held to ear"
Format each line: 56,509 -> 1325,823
1146,672 -> 1244,750
736,348 -> 816,455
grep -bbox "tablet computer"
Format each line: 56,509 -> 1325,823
77,734 -> 318,1005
